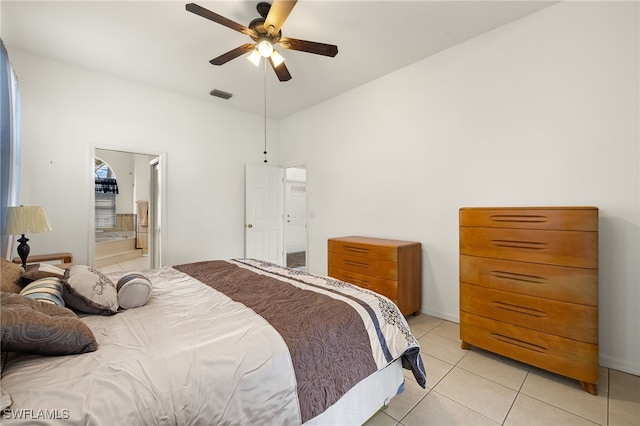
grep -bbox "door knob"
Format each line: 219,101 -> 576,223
247,224 -> 253,228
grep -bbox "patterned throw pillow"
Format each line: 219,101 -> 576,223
0,292 -> 98,355
1,258 -> 24,294
116,273 -> 153,310
62,265 -> 118,315
19,277 -> 65,306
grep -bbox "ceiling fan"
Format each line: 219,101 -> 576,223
186,1 -> 338,82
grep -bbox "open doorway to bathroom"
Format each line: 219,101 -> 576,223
93,149 -> 157,271
285,166 -> 307,271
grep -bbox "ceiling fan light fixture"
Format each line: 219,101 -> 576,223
187,1 -> 338,82
257,39 -> 273,57
247,49 -> 262,67
270,50 -> 285,68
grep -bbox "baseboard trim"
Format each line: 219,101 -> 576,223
599,354 -> 640,376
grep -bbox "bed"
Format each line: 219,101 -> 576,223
1,258 -> 426,425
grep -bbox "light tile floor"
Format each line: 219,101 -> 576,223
367,314 -> 640,426
97,255 -> 149,274
99,259 -> 639,426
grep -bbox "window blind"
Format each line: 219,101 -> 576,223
95,192 -> 116,228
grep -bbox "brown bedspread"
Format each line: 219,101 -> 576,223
174,260 -> 378,422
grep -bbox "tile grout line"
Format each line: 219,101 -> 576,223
447,354 -> 516,425
516,370 -> 609,426
399,321 -> 460,426
500,368 -> 530,425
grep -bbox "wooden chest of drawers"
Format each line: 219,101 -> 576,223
459,207 -> 599,394
328,236 -> 421,316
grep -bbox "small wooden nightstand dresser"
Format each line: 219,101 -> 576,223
13,252 -> 74,269
459,207 -> 599,394
328,236 -> 421,316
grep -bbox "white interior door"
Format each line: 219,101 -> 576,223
286,181 -> 307,253
245,164 -> 284,265
149,157 -> 161,268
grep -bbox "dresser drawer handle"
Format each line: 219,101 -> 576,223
490,239 -> 548,250
491,301 -> 548,318
490,333 -> 548,354
342,245 -> 371,255
343,259 -> 370,269
490,270 -> 547,284
489,214 -> 548,223
343,275 -> 370,287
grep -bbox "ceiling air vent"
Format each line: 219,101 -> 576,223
210,89 -> 233,100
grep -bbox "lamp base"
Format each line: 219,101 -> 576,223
16,234 -> 30,270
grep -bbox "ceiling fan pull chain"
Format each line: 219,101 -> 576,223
263,59 -> 268,163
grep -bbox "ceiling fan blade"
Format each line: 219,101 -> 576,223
269,57 -> 292,82
210,44 -> 255,66
279,37 -> 338,57
264,0 -> 297,36
186,3 -> 256,37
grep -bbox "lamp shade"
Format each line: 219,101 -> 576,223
247,49 -> 261,67
270,50 -> 285,68
4,206 -> 53,235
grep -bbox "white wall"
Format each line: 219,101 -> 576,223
9,49 -> 278,267
133,153 -> 152,209
279,2 -> 639,375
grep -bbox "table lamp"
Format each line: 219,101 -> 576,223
5,205 -> 53,269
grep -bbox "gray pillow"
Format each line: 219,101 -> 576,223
0,292 -> 98,355
63,265 -> 118,315
117,273 -> 153,310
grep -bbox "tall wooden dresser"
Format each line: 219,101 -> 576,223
459,207 -> 599,394
328,236 -> 421,316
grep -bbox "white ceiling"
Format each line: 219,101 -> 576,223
1,0 -> 557,119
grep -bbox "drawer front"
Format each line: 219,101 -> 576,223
460,227 -> 597,268
328,267 -> 398,301
328,239 -> 397,262
459,207 -> 598,231
460,283 -> 597,343
328,251 -> 398,280
460,255 -> 598,305
460,312 -> 598,384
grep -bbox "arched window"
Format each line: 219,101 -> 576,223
95,157 -> 115,179
94,157 -> 118,229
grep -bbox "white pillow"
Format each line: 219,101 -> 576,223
116,273 -> 152,310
